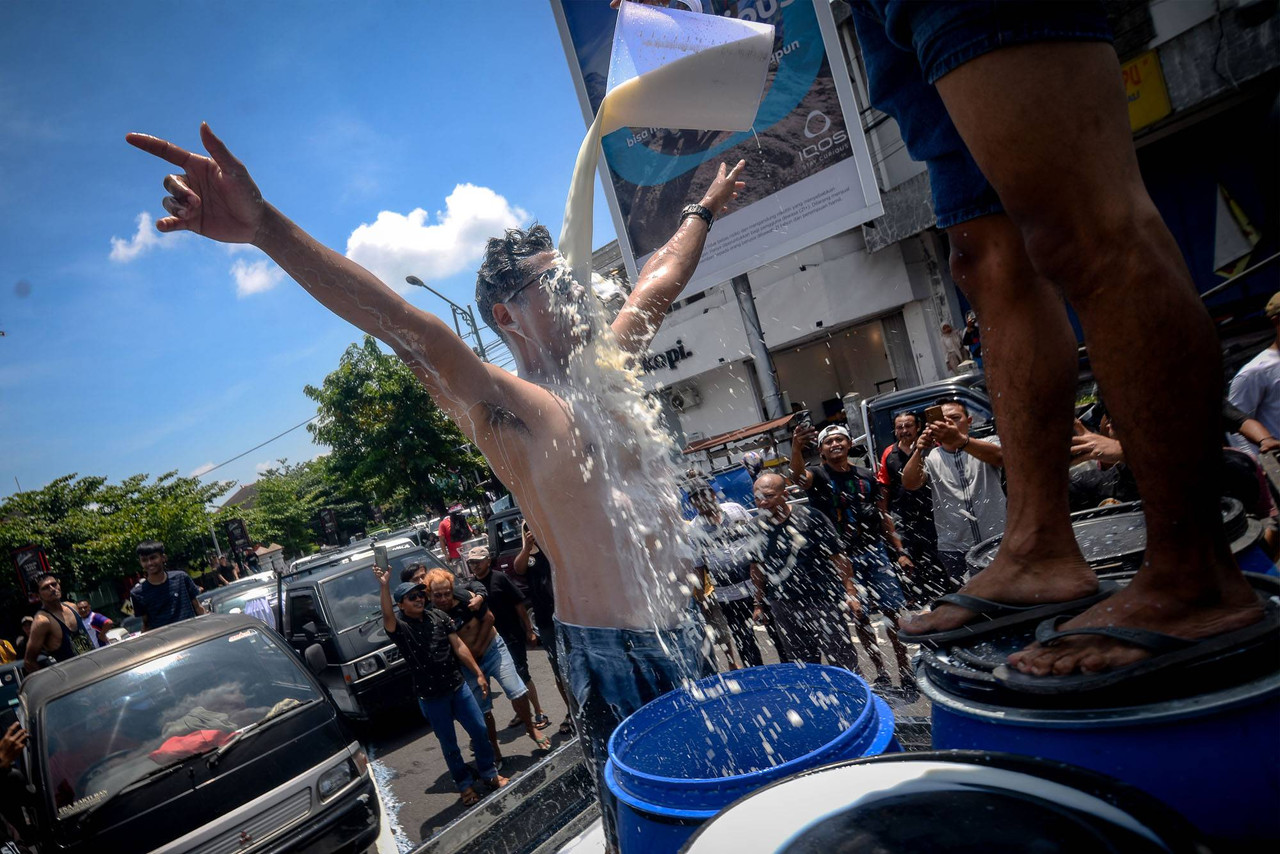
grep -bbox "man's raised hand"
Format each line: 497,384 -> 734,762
125,123 -> 265,244
700,160 -> 747,215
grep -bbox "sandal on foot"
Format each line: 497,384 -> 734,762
993,599 -> 1280,696
482,774 -> 509,791
531,734 -> 552,751
459,787 -> 481,807
559,717 -> 574,735
898,582 -> 1119,648
533,713 -> 551,730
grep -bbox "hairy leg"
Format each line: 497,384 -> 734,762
900,214 -> 1097,636
934,42 -> 1260,674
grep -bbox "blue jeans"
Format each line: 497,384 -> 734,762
554,617 -> 712,853
851,546 -> 906,613
463,633 -> 528,715
418,682 -> 497,791
849,1 -> 1111,229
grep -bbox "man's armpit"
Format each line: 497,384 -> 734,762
468,400 -> 532,437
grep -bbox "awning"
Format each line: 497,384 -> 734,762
683,413 -> 794,455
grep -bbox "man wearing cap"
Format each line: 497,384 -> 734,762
902,400 -> 1006,590
1228,293 -> 1280,459
791,422 -> 915,697
374,565 -> 506,808
466,546 -> 551,732
424,567 -> 552,764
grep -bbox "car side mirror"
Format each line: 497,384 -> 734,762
304,643 -> 327,676
301,620 -> 330,642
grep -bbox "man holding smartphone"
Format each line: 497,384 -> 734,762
790,421 -> 916,698
374,564 -> 506,808
902,400 -> 1006,591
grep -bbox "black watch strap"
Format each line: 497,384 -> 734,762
681,203 -> 714,230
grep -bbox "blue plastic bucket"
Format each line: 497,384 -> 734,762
605,663 -> 898,854
923,668 -> 1280,844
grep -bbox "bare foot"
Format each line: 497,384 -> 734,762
1008,575 -> 1264,676
899,552 -> 1097,637
483,774 -> 509,791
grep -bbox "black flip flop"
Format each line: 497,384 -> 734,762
897,581 -> 1120,648
993,598 -> 1280,696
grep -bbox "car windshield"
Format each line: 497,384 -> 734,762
207,585 -> 274,615
43,627 -> 322,818
322,547 -> 442,631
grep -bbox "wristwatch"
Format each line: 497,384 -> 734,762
681,203 -> 714,230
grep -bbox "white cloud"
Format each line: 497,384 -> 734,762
255,460 -> 274,474
110,212 -> 179,262
190,461 -> 216,477
231,258 -> 286,297
344,184 -> 529,291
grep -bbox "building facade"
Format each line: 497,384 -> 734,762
593,0 -> 1279,467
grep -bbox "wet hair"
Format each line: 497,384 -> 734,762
475,224 -> 556,337
424,568 -> 455,590
936,398 -> 969,416
136,540 -> 166,558
894,410 -> 924,430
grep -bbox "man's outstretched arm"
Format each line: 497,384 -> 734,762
126,124 -> 498,416
611,160 -> 746,354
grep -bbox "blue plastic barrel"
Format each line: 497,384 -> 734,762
605,663 -> 898,854
924,668 -> 1280,844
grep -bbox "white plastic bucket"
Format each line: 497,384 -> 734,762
602,0 -> 775,135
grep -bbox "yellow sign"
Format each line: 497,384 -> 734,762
1122,50 -> 1172,132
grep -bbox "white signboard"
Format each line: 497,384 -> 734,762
550,0 -> 882,294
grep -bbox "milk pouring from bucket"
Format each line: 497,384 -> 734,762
560,0 -> 775,288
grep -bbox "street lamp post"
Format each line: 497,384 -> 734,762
405,275 -> 489,361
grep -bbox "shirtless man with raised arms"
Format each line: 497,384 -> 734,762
128,121 -> 743,850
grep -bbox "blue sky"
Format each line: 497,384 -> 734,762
0,1 -> 619,502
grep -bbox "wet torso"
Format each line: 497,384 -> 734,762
450,382 -> 688,631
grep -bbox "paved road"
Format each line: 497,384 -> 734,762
364,618 -> 930,851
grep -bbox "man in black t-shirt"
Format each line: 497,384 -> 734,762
748,473 -> 861,671
878,411 -> 943,606
512,522 -> 574,735
467,546 -> 550,731
130,540 -> 205,631
375,567 -> 507,807
791,424 -> 915,698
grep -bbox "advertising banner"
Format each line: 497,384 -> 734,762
550,0 -> 881,295
11,545 -> 49,604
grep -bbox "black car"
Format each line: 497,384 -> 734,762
859,372 -> 995,471
279,537 -> 450,720
8,615 -> 378,854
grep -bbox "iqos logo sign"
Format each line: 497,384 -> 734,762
800,110 -> 847,160
803,110 -> 831,139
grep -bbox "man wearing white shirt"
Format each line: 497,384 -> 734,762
1227,293 -> 1280,458
902,400 -> 1006,591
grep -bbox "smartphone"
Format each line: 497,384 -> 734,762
374,545 -> 390,574
924,405 -> 945,425
790,409 -> 812,430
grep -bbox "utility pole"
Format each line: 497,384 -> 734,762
405,275 -> 489,361
731,274 -> 786,420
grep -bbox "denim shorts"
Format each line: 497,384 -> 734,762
851,546 -> 906,613
850,1 -> 1112,229
554,617 -> 711,851
463,633 -> 528,715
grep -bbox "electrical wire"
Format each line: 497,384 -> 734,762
195,414 -> 320,478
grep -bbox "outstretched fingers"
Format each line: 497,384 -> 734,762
125,132 -> 196,168
200,122 -> 247,175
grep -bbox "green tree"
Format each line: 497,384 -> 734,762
0,472 -> 230,610
304,336 -> 489,518
218,458 -> 365,558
